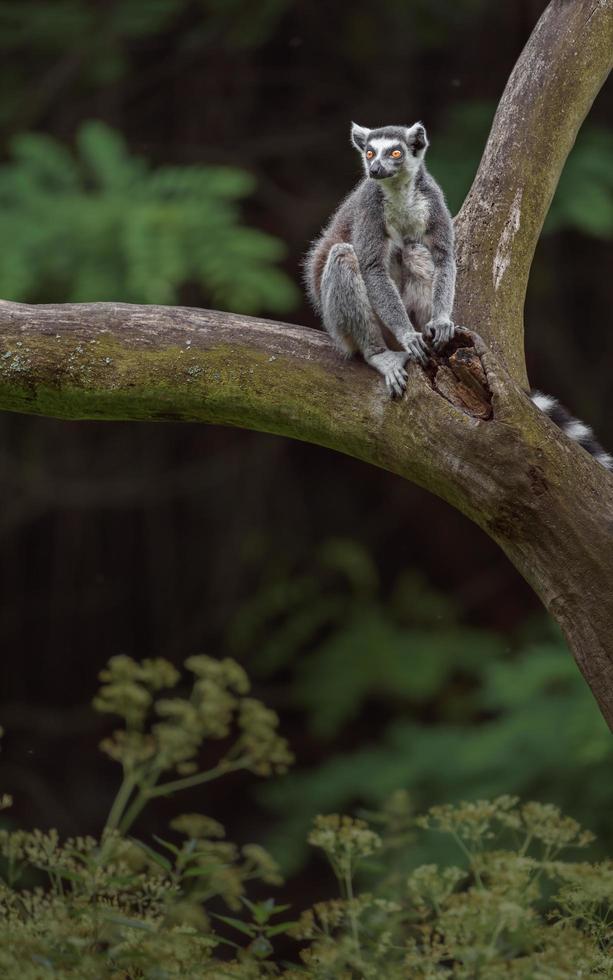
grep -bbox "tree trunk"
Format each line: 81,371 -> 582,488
454,0 -> 613,385
0,0 -> 612,726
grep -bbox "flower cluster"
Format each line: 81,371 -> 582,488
95,653 -> 293,784
94,655 -> 181,728
1,661 -> 610,979
417,794 -> 521,843
308,814 -> 382,883
237,697 -> 294,776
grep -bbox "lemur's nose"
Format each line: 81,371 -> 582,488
369,161 -> 383,177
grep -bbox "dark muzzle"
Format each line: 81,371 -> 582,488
369,161 -> 387,179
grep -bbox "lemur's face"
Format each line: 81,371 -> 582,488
364,136 -> 408,180
351,123 -> 428,181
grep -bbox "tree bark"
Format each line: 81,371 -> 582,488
454,0 -> 613,385
0,0 -> 612,726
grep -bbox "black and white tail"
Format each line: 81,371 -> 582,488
530,390 -> 612,471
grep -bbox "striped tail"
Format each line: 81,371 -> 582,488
530,390 -> 612,471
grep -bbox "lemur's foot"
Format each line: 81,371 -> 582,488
425,317 -> 455,350
368,350 -> 410,398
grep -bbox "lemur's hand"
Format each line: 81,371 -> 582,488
425,316 -> 455,350
400,330 -> 429,366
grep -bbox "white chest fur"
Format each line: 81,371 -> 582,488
382,180 -> 430,245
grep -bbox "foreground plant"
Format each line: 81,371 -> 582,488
0,658 -> 611,978
296,796 -> 612,979
94,654 -> 293,843
0,655 -> 292,977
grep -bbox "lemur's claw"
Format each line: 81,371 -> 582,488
426,318 -> 455,351
385,362 -> 408,398
402,331 -> 429,365
369,350 -> 410,398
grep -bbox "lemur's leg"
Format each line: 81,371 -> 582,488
423,236 -> 456,350
321,242 -> 410,397
401,243 -> 434,333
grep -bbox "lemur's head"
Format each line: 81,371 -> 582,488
351,122 -> 428,181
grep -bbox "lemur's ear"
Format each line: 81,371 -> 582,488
406,122 -> 429,156
351,123 -> 370,151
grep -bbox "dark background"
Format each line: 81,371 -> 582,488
1,0 -> 612,896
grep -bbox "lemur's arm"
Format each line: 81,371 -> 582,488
424,184 -> 456,348
353,190 -> 428,365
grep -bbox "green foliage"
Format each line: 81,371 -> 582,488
0,1 -> 179,49
197,0 -> 292,50
545,126 -> 613,238
0,654 -> 293,976
0,0 -> 291,86
1,664 -> 612,978
428,102 -> 613,238
94,653 -> 293,839
226,540 -> 613,871
0,1 -> 184,90
427,100 -> 496,214
0,120 -> 299,311
295,797 -> 612,979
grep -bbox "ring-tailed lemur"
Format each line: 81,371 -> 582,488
304,121 -> 455,397
304,121 -> 612,470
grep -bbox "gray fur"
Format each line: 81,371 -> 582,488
304,122 -> 456,395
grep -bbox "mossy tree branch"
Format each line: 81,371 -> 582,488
1,302 -> 612,728
0,1 -> 612,726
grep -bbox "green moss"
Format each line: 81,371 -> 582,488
0,333 -> 349,458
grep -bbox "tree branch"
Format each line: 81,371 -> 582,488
454,0 -> 613,384
0,3 -> 612,729
1,299 -> 613,727
0,301 -> 494,487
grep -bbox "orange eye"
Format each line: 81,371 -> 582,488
366,149 -> 374,159
391,149 -> 402,158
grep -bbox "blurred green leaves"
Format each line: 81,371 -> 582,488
0,0 -> 291,105
0,1 -> 179,49
546,126 -> 613,238
429,102 -> 613,240
198,0 -> 292,50
0,120 -> 299,312
427,100 -> 496,215
0,1 -> 183,88
228,540 -> 613,872
289,615 -> 499,738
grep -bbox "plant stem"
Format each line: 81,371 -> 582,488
451,832 -> 483,889
116,759 -> 250,836
103,773 -> 137,837
115,764 -> 164,836
96,772 -> 140,865
519,832 -> 533,858
117,786 -> 153,837
148,759 -> 249,798
345,867 -> 360,955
